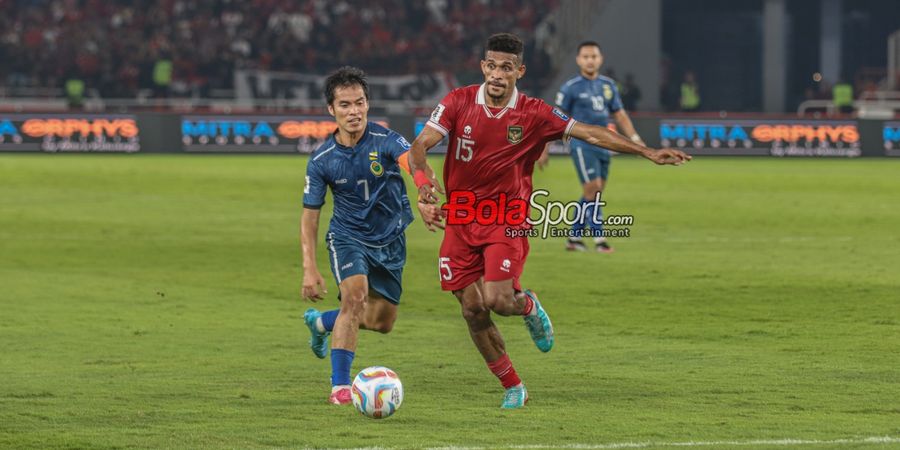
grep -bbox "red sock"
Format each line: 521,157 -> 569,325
486,354 -> 522,389
521,295 -> 534,316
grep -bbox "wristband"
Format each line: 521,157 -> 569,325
630,134 -> 643,144
413,170 -> 433,189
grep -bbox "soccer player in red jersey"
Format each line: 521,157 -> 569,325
408,33 -> 690,408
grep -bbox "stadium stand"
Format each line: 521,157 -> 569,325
0,0 -> 559,99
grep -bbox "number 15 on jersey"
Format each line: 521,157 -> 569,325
455,138 -> 474,162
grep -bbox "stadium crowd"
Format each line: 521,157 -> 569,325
0,0 -> 559,99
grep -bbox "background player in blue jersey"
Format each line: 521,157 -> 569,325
300,67 -> 441,405
555,41 -> 645,253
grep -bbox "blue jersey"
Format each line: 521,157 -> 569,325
303,122 -> 414,247
556,75 -> 623,154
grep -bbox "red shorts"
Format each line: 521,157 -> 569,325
438,223 -> 530,291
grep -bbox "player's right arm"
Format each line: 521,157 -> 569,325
301,159 -> 329,301
410,90 -> 463,204
301,208 -> 327,301
568,121 -> 691,165
408,126 -> 445,204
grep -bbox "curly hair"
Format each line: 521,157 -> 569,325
485,33 -> 524,60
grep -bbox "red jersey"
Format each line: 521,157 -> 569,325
426,84 -> 575,207
428,84 -> 574,291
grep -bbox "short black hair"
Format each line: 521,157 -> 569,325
577,41 -> 601,53
324,66 -> 369,105
485,33 -> 524,60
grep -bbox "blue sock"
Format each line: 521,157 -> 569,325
331,348 -> 355,387
570,198 -> 589,238
584,198 -> 604,235
321,310 -> 339,332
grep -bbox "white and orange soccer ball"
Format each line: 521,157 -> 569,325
350,366 -> 403,419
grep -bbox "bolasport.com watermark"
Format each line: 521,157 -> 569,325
440,189 -> 634,240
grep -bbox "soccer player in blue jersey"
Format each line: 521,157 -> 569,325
300,67 -> 441,405
555,41 -> 644,253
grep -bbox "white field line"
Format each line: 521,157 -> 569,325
378,435 -> 900,450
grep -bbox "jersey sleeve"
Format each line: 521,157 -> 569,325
387,131 -> 413,174
555,83 -> 574,113
608,82 -> 624,113
302,157 -> 328,209
536,100 -> 577,142
386,131 -> 412,161
425,89 -> 461,137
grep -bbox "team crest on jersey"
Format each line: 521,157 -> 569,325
603,84 -> 613,100
507,125 -> 524,144
370,161 -> 384,176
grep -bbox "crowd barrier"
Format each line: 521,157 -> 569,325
0,112 -> 897,157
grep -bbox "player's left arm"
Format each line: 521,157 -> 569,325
555,84 -> 574,115
608,82 -> 644,146
612,109 -> 644,146
568,121 -> 691,165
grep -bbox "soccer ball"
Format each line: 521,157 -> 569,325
351,366 -> 403,419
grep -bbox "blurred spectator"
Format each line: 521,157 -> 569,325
65,76 -> 85,109
659,55 -> 679,112
603,67 -> 621,94
621,73 -> 641,111
0,0 -> 560,99
680,70 -> 700,112
153,54 -> 174,98
832,78 -> 853,114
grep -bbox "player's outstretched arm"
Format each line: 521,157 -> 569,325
300,208 -> 328,302
568,121 -> 692,165
408,126 -> 446,204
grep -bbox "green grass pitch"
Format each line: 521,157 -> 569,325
1,154 -> 898,449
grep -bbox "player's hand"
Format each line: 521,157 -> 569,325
417,201 -> 446,232
646,148 -> 692,166
302,269 -> 328,302
537,151 -> 550,171
415,166 -> 445,204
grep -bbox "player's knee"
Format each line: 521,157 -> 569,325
460,302 -> 488,323
583,182 -> 603,199
454,289 -> 488,323
370,317 -> 394,334
340,291 -> 368,316
483,290 -> 509,311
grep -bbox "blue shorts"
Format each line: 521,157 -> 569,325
569,143 -> 610,183
325,232 -> 405,304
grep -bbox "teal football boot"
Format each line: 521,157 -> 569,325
501,384 -> 529,409
522,290 -> 554,352
303,308 -> 330,359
